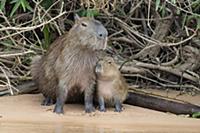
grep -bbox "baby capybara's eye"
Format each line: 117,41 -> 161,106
81,22 -> 87,27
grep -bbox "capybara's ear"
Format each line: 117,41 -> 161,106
74,14 -> 80,22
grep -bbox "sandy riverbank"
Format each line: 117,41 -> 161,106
0,93 -> 200,133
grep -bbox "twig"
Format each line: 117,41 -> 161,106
166,0 -> 200,17
160,32 -> 197,47
0,11 -> 66,40
161,48 -> 179,66
0,50 -> 34,58
0,66 -> 13,95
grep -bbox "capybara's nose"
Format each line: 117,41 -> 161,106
95,63 -> 102,74
97,27 -> 108,39
98,32 -> 107,38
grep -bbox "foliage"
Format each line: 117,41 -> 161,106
0,0 -> 33,16
192,112 -> 200,118
42,24 -> 52,49
0,0 -> 6,11
10,0 -> 33,16
78,8 -> 99,17
155,0 -> 200,30
0,0 -> 200,97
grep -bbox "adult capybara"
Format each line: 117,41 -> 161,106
31,14 -> 108,114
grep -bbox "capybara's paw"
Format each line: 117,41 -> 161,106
99,107 -> 106,112
114,105 -> 122,112
85,106 -> 95,113
53,105 -> 64,114
114,108 -> 122,112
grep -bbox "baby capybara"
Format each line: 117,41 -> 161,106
95,57 -> 128,112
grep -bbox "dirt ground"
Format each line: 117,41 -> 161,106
0,91 -> 200,133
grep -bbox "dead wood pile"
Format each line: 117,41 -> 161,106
0,0 -> 200,96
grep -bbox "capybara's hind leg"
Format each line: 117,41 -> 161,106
41,96 -> 54,106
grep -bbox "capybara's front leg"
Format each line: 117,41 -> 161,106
53,82 -> 68,114
114,99 -> 122,112
98,96 -> 106,112
84,84 -> 95,113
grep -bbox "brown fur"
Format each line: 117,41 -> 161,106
95,57 -> 128,111
31,15 -> 108,113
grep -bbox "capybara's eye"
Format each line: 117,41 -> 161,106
81,22 -> 87,27
108,61 -> 112,64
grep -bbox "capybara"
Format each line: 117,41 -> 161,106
31,14 -> 108,114
95,57 -> 128,112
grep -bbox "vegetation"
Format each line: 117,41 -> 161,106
0,0 -> 199,96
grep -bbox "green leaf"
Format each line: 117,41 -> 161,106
25,1 -> 33,12
78,9 -> 86,17
192,112 -> 200,118
155,0 -> 160,11
10,0 -> 33,16
86,9 -> 99,17
10,0 -> 18,4
78,9 -> 99,17
10,0 -> 21,16
161,5 -> 166,17
171,0 -> 176,4
21,0 -> 33,12
41,0 -> 53,9
20,0 -> 27,12
0,0 -> 6,11
42,25 -> 51,49
0,39 -> 14,49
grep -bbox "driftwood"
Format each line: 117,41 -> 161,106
125,92 -> 200,115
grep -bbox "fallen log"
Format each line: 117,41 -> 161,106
125,92 -> 200,115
